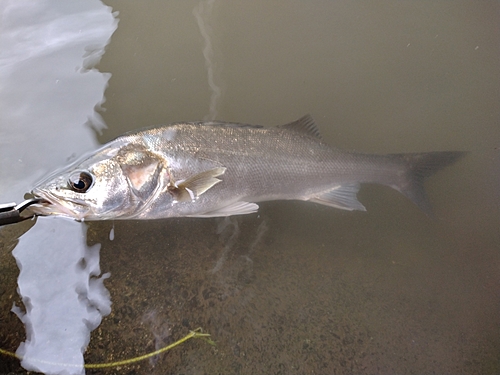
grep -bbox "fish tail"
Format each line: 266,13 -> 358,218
391,151 -> 466,216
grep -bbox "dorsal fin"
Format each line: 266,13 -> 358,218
277,114 -> 321,139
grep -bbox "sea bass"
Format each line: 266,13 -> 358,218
31,115 -> 464,220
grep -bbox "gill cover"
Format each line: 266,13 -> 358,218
117,143 -> 164,202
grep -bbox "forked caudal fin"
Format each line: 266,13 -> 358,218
308,151 -> 466,216
391,151 -> 466,216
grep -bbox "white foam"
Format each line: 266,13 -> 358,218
1,1 -> 117,373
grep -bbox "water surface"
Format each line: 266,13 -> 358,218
1,1 -> 499,374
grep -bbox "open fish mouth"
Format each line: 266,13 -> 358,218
30,191 -> 90,220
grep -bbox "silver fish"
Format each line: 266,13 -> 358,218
31,115 -> 465,221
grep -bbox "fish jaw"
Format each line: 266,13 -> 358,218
31,188 -> 91,220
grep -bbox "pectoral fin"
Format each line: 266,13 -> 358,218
309,184 -> 366,211
168,167 -> 226,202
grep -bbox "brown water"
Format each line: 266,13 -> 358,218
1,1 -> 499,374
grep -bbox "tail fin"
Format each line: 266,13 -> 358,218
391,151 -> 466,216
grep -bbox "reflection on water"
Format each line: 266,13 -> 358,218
13,219 -> 110,374
0,0 -> 116,374
0,0 -> 117,202
1,0 -> 499,374
193,0 -> 222,121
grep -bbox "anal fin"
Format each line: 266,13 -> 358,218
309,184 -> 366,211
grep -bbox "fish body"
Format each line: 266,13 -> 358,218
31,115 -> 464,220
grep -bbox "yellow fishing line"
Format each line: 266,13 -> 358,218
0,347 -> 19,358
0,328 -> 215,369
86,328 -> 215,369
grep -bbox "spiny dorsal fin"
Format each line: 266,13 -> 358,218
277,114 -> 321,139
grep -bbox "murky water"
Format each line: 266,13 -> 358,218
1,1 -> 499,374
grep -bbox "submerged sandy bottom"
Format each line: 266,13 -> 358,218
3,198 -> 496,375
80,206 -> 500,374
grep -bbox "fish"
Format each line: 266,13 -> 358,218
30,115 -> 465,221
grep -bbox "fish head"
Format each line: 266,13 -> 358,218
31,141 -> 166,220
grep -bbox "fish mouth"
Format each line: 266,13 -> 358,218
30,189 -> 90,221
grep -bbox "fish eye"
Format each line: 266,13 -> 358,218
68,171 -> 94,193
